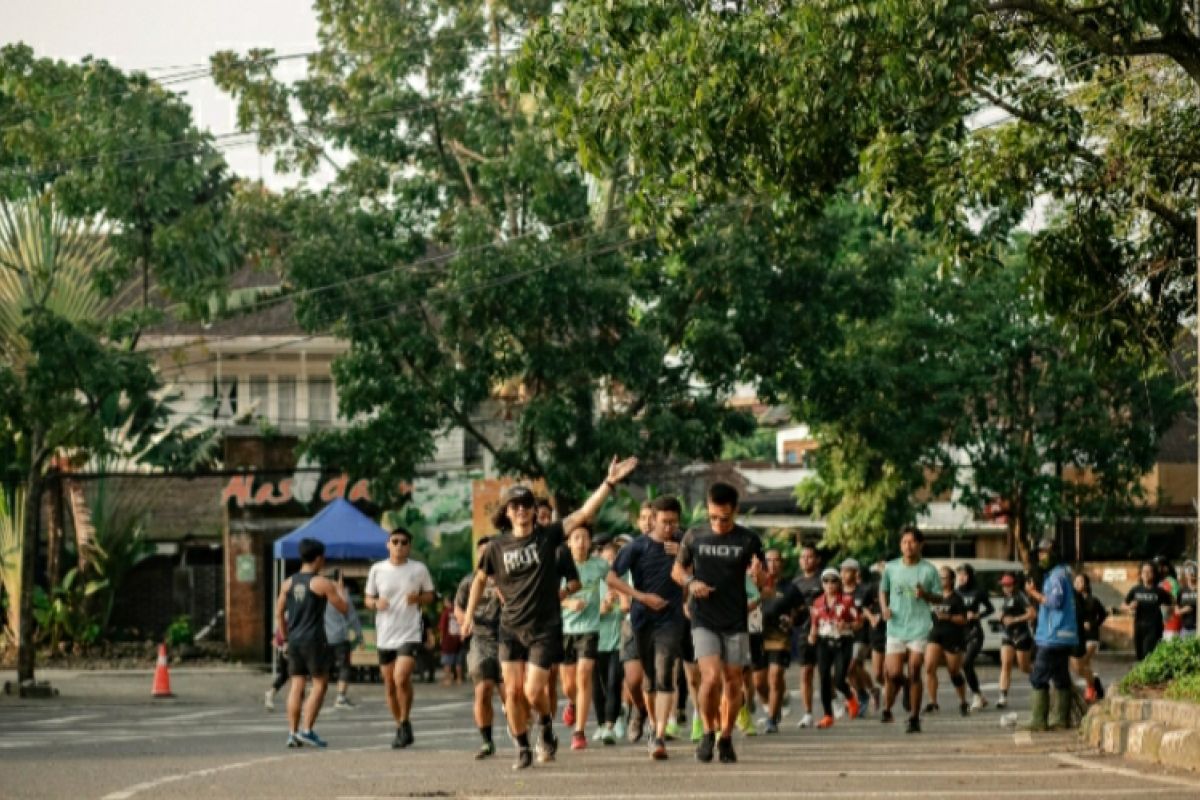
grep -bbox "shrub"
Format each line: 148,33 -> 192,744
1119,637 -> 1200,693
165,615 -> 194,647
1165,672 -> 1200,703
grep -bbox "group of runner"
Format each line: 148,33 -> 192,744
275,455 -> 1197,765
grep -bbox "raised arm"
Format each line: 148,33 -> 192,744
561,456 -> 638,531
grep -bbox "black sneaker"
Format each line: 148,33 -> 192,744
923,702 -> 939,714
905,716 -> 921,734
513,747 -> 533,770
900,681 -> 911,713
650,737 -> 667,761
717,736 -> 737,764
475,740 -> 495,760
541,721 -> 558,758
959,701 -> 970,717
391,727 -> 406,749
881,710 -> 894,724
695,732 -> 715,763
400,720 -> 415,748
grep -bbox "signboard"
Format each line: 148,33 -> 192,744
221,473 -> 411,508
235,553 -> 257,583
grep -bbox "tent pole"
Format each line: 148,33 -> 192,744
271,558 -> 279,680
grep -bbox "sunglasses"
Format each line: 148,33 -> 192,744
389,539 -> 411,547
508,498 -> 535,510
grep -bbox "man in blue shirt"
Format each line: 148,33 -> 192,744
1025,535 -> 1079,731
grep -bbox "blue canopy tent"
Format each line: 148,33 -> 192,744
271,498 -> 389,675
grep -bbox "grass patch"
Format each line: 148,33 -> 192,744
1119,637 -> 1200,700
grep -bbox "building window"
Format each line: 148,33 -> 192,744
249,375 -> 269,420
277,376 -> 296,424
464,432 -> 481,465
309,378 -> 332,426
214,377 -> 238,420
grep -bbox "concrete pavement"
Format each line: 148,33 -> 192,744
2,660 -> 1197,799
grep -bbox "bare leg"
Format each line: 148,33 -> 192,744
286,676 -> 306,733
924,644 -> 942,708
720,663 -> 743,738
394,657 -> 416,721
802,663 -> 815,714
381,665 -> 403,724
474,680 -> 496,728
767,663 -> 786,721
575,659 -> 595,734
906,649 -> 924,717
883,652 -> 905,712
999,646 -> 1014,693
302,675 -> 329,731
502,661 -> 530,737
697,655 -> 723,733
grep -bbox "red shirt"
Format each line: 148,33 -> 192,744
810,593 -> 859,639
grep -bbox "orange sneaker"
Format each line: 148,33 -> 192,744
817,715 -> 834,729
1084,686 -> 1097,704
846,696 -> 860,720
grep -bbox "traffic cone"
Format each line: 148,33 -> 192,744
152,643 -> 174,698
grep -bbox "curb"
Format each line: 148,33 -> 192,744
1081,695 -> 1200,772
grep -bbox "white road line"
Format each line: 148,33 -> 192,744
1051,752 -> 1200,790
145,709 -> 234,723
29,713 -> 100,726
99,744 -> 389,800
0,740 -> 37,749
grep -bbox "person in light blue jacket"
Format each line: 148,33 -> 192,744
1024,535 -> 1078,731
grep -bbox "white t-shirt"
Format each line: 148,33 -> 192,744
365,559 -> 434,649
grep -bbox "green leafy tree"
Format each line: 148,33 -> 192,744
0,44 -> 241,314
524,1 -> 1198,353
211,1 -> 903,506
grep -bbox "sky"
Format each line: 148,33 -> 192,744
4,0 -> 323,188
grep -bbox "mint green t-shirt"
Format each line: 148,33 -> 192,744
880,558 -> 941,641
598,596 -> 623,652
562,556 -> 610,635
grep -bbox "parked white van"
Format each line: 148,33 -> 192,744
928,558 -> 1027,659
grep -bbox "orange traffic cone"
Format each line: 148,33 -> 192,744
152,643 -> 174,698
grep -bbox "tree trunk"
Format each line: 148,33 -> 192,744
44,472 -> 63,589
16,464 -> 44,683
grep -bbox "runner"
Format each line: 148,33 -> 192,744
923,566 -> 970,716
1122,561 -> 1174,661
1025,537 -> 1079,731
868,559 -> 888,710
1179,563 -> 1198,640
325,569 -> 363,709
1157,557 -> 1183,642
954,563 -> 995,711
842,558 -> 879,718
1071,572 -> 1108,703
672,482 -> 765,764
606,495 -> 686,760
365,526 -> 436,749
790,545 -> 823,728
455,536 -> 503,759
619,503 -> 657,743
560,522 -> 610,750
808,567 -> 860,729
759,549 -> 804,732
878,526 -> 941,733
536,498 -> 555,527
997,572 -> 1035,709
592,537 -> 624,745
738,573 -> 763,736
275,538 -> 349,748
461,457 -> 637,770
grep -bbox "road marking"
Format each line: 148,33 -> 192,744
146,709 -> 234,723
1051,752 -> 1200,790
0,740 -> 37,749
339,790 -> 1185,800
100,744 -> 389,800
29,713 -> 100,726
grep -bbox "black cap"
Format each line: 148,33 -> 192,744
500,485 -> 535,505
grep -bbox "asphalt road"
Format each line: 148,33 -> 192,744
2,659 -> 1198,799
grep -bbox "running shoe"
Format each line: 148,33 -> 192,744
923,702 -> 939,714
1093,677 -> 1105,700
1084,685 -> 1097,704
846,696 -> 860,720
959,701 -> 970,717
335,695 -> 354,709
627,711 -> 645,743
296,729 -> 328,748
880,710 -> 895,724
870,687 -> 882,711
996,693 -> 1008,709
475,740 -> 495,760
391,727 -> 406,749
676,709 -> 688,724
690,716 -> 704,743
400,720 -> 415,747
592,726 -> 606,742
970,694 -> 987,711
571,731 -> 587,750
539,721 -> 558,762
905,716 -> 921,734
613,713 -> 628,741
265,689 -> 276,711
797,712 -> 814,729
833,698 -> 846,720
664,717 -> 680,740
735,705 -> 757,736
695,732 -> 715,763
716,736 -> 737,764
765,718 -> 779,734
286,732 -> 302,748
513,747 -> 533,770
601,726 -> 617,746
563,702 -> 576,727
650,737 -> 668,761
817,714 -> 834,729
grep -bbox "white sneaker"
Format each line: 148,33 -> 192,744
797,713 -> 814,729
833,699 -> 846,720
264,689 -> 275,711
970,694 -> 986,711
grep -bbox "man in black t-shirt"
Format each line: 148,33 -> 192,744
672,482 -> 764,766
463,457 -> 637,770
790,546 -> 823,728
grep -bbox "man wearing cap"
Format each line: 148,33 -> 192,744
879,525 -> 941,734
455,536 -> 503,760
758,548 -> 804,732
462,456 -> 638,770
1024,535 -> 1079,731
